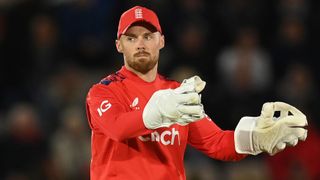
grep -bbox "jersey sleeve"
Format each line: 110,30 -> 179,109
187,116 -> 247,161
86,84 -> 153,141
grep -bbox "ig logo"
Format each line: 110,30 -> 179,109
97,100 -> 112,116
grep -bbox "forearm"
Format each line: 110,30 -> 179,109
200,130 -> 247,161
97,110 -> 153,141
86,88 -> 153,141
188,118 -> 247,161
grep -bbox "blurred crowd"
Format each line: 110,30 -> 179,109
0,0 -> 320,179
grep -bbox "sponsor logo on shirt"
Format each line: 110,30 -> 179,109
97,100 -> 112,116
138,128 -> 180,145
130,97 -> 140,110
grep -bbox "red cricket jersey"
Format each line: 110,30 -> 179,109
86,66 -> 246,180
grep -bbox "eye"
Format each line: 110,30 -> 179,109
144,34 -> 153,40
126,36 -> 136,42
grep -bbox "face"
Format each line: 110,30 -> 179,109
116,25 -> 164,74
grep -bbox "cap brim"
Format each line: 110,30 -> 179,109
119,20 -> 159,38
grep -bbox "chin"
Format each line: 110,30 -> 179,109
134,65 -> 153,74
136,57 -> 149,62
134,62 -> 157,74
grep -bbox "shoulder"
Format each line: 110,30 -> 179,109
100,72 -> 126,86
87,72 -> 126,96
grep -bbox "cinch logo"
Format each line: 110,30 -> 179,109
97,100 -> 112,116
135,8 -> 143,19
138,128 -> 180,145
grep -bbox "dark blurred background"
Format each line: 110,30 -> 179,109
0,0 -> 320,179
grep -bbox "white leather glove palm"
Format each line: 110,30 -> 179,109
143,76 -> 206,129
235,102 -> 308,155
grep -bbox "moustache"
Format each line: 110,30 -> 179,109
134,51 -> 150,57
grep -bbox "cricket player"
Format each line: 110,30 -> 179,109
85,6 -> 308,180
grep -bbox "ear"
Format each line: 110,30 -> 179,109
159,35 -> 165,50
115,39 -> 123,53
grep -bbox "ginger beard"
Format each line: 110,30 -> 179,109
126,51 -> 159,74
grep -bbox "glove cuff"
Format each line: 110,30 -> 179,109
142,97 -> 163,129
234,116 -> 261,155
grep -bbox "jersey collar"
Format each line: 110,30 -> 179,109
119,66 -> 160,84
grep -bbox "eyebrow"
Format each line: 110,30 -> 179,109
123,33 -> 136,37
124,32 -> 154,37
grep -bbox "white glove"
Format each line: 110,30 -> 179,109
143,76 -> 206,129
235,102 -> 308,155
175,75 -> 206,94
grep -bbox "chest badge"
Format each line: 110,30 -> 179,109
130,97 -> 140,110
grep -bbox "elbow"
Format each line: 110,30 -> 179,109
231,154 -> 247,161
107,129 -> 129,142
99,120 -> 130,142
222,153 -> 248,162
111,134 -> 127,142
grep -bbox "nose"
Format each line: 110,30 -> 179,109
136,37 -> 146,51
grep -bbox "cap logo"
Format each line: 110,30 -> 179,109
135,8 -> 143,19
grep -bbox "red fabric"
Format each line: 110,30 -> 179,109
86,66 -> 247,180
266,125 -> 320,180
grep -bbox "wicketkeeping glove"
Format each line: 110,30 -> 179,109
235,102 -> 308,155
143,76 -> 206,129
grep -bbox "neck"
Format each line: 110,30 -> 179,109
125,64 -> 158,82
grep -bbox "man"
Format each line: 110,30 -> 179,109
86,6 -> 308,180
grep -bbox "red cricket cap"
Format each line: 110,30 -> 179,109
117,6 -> 162,39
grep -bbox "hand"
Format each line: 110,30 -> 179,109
235,102 -> 308,155
174,75 -> 206,94
143,76 -> 206,129
254,102 -> 308,155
